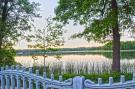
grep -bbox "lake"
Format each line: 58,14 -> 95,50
15,51 -> 135,74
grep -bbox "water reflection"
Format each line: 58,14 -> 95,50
15,54 -> 108,67
15,52 -> 135,74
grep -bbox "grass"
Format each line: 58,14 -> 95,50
31,59 -> 135,75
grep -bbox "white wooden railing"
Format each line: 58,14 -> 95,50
1,65 -> 135,89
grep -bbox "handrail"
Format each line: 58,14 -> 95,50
84,74 -> 135,88
0,70 -> 72,86
1,65 -> 135,89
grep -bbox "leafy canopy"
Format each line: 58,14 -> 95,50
0,0 -> 40,48
55,0 -> 135,42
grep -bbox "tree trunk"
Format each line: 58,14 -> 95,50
0,37 -> 3,49
111,0 -> 120,72
112,25 -> 120,72
0,0 -> 8,49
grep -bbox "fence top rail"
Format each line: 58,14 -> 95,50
0,65 -> 72,86
1,65 -> 135,89
84,74 -> 135,88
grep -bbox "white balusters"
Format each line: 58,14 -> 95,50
29,68 -> 33,89
51,73 -> 54,81
6,75 -> 10,89
43,72 -> 47,78
6,65 -> 9,70
22,67 -> 26,89
120,75 -> 125,83
15,65 -> 21,89
5,66 -> 10,89
98,78 -> 102,85
43,72 -> 46,89
22,67 -> 26,72
17,75 -> 21,89
11,75 -> 15,89
36,70 -> 40,89
11,65 -> 15,89
11,65 -> 15,69
29,79 -> 33,89
120,75 -> 125,89
23,77 -> 27,89
6,65 -> 135,89
59,75 -> 63,82
133,73 -> 135,81
36,70 -> 39,76
73,76 -> 85,89
109,77 -> 113,85
16,65 -> 20,70
1,67 -> 5,89
132,73 -> 135,89
29,67 -> 33,73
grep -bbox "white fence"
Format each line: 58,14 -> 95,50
1,65 -> 135,89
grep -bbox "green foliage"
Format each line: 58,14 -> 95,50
32,66 -> 132,83
0,0 -> 40,66
55,0 -> 135,42
46,48 -> 59,51
102,41 -> 135,50
63,72 -> 132,83
0,0 -> 40,48
0,48 -> 16,66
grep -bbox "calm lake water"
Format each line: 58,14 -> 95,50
15,51 -> 135,74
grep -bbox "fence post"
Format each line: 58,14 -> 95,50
1,67 -> 5,89
120,75 -> 125,89
1,75 -> 5,89
42,72 -> 46,89
73,76 -> 85,89
5,65 -> 10,89
17,75 -> 21,89
23,77 -> 27,89
29,68 -> 33,89
132,73 -> 135,89
36,70 -> 40,89
11,65 -> 15,89
6,75 -> 10,89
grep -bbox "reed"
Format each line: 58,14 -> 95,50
32,59 -> 135,74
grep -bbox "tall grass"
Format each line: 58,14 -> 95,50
32,59 -> 135,74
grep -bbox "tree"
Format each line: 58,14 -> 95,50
28,17 -> 64,71
0,0 -> 39,65
0,0 -> 40,49
54,0 -> 135,72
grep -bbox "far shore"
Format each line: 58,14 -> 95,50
16,49 -> 135,56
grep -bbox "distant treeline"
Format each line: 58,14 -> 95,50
16,41 -> 135,56
101,41 -> 135,50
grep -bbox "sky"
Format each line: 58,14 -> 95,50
14,0 -> 134,49
15,0 -> 102,49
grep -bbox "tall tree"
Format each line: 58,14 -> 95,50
0,0 -> 40,49
54,0 -> 135,72
28,17 -> 64,71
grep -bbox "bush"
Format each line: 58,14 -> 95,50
62,72 -> 133,83
0,48 -> 16,66
32,66 -> 133,83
